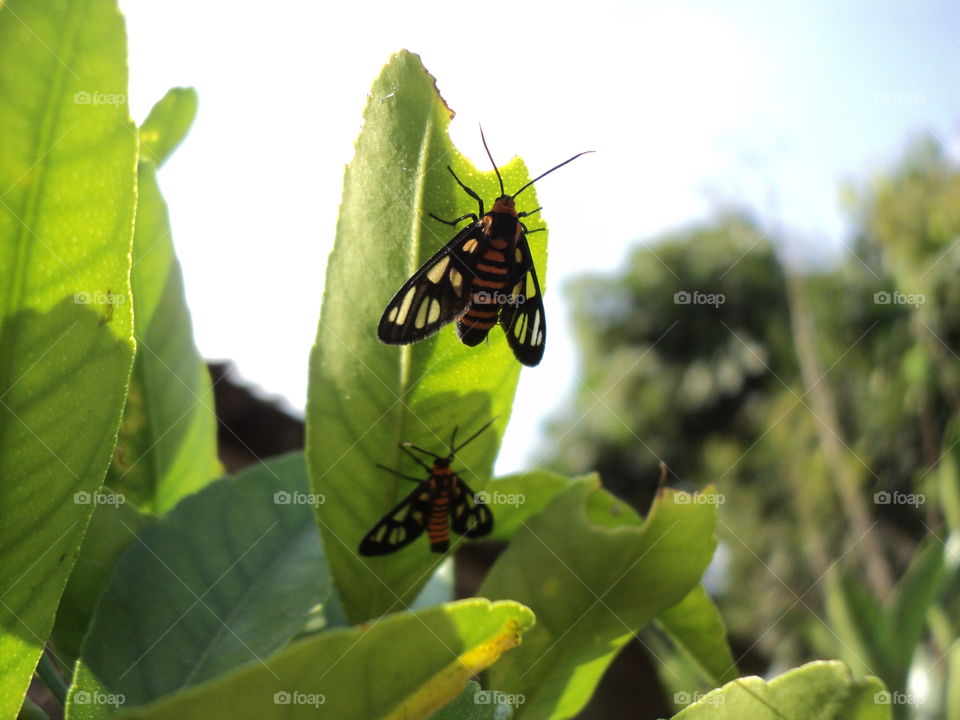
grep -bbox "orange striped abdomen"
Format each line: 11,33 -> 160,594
427,485 -> 451,552
457,234 -> 511,346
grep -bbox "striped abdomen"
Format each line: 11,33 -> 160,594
457,228 -> 512,346
427,474 -> 452,552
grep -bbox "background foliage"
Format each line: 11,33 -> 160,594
4,1 -> 957,719
543,135 -> 960,718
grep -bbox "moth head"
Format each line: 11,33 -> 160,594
491,196 -> 518,216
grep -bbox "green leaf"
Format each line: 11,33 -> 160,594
946,642 -> 960,720
655,584 -> 739,686
874,536 -> 945,688
480,481 -> 719,720
669,660 -> 890,720
307,50 -> 549,623
68,454 -> 332,718
105,89 -> 219,514
430,681 -> 515,720
50,500 -> 153,668
822,568 -> 883,678
938,418 -> 960,536
483,470 -> 571,541
138,87 -> 198,168
106,599 -> 534,720
0,0 -> 137,713
298,559 -> 453,639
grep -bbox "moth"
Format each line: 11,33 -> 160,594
378,132 -> 591,366
359,420 -> 495,555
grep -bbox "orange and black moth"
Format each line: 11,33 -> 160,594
377,132 -> 591,366
358,421 -> 495,556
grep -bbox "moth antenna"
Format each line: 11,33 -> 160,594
513,150 -> 594,199
453,417 -> 498,455
400,443 -> 434,471
479,125 -> 505,197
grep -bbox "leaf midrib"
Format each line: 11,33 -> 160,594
1,0 -> 83,334
177,521 -> 318,689
0,0 -> 84,416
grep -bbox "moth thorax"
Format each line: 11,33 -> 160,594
491,196 -> 518,217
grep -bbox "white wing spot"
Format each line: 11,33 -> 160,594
531,310 -> 541,343
525,274 -> 537,297
515,314 -> 527,341
414,299 -> 429,329
388,306 -> 398,322
426,256 -> 449,283
395,286 -> 417,324
450,268 -> 463,291
463,238 -> 479,253
515,248 -> 522,263
427,298 -> 441,324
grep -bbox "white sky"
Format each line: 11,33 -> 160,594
120,0 -> 960,474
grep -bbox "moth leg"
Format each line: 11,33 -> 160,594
375,464 -> 424,484
428,212 -> 477,228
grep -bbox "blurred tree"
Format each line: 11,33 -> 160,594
543,135 -> 960,716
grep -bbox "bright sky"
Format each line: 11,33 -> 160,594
120,0 -> 960,474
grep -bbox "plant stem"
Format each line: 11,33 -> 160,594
18,697 -> 50,720
36,651 -> 66,706
785,271 -> 893,599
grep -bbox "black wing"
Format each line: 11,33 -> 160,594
449,477 -> 494,538
378,223 -> 487,344
499,232 -> 546,366
358,482 -> 434,556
